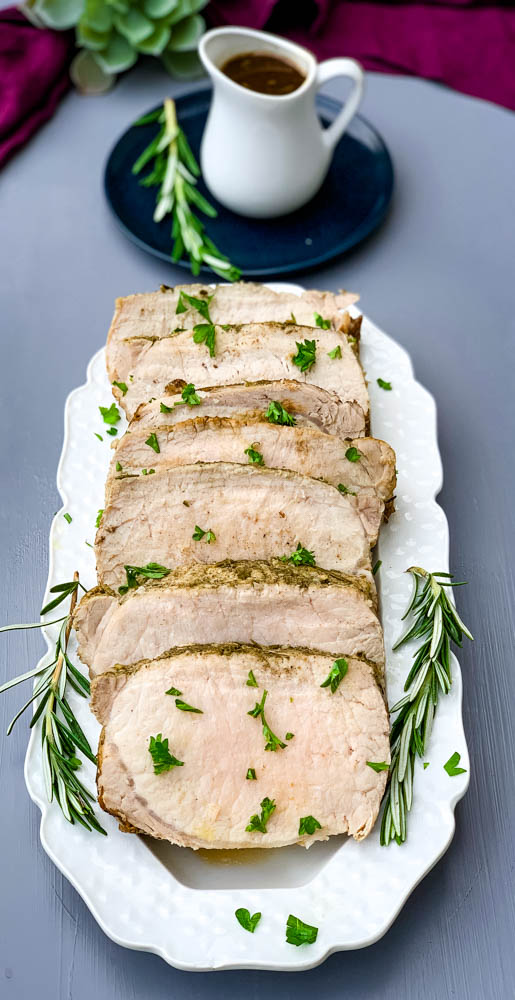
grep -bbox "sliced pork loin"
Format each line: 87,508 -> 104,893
107,283 -> 359,353
95,462 -> 374,590
92,644 -> 389,846
133,379 -> 367,440
73,560 -> 384,684
109,417 -> 395,543
107,321 -> 368,421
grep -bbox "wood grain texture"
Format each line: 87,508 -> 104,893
0,65 -> 514,999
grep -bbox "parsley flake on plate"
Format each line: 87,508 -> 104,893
235,908 -> 261,933
286,914 -> 318,947
372,560 -> 382,576
95,509 -> 103,528
444,751 -> 467,776
63,513 -> 72,524
99,403 -> 120,426
377,378 -> 392,391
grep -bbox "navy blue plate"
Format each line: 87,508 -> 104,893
104,88 -> 394,278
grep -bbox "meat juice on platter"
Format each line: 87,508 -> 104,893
221,51 -> 306,95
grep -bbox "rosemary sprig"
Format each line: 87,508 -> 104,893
380,566 -> 473,846
0,573 -> 106,834
133,99 -> 241,282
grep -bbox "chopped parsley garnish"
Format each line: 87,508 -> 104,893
314,312 -> 330,329
320,657 -> 348,693
286,914 -> 318,947
112,381 -> 128,395
95,509 -> 103,528
337,483 -> 356,496
148,733 -> 184,774
145,432 -> 160,453
285,732 -> 294,741
292,338 -> 317,372
443,751 -> 467,776
175,698 -> 203,714
246,670 -> 258,688
366,761 -> 390,772
377,378 -> 392,391
290,311 -> 297,323
423,762 -> 430,769
265,401 -> 296,426
174,383 -> 201,407
107,427 -> 117,436
63,513 -> 72,524
115,461 -> 122,471
118,562 -> 171,595
160,401 -> 173,412
165,686 -> 182,697
372,559 -> 382,576
327,345 -> 342,359
248,689 -> 287,752
235,908 -> 261,933
245,796 -> 276,834
142,468 -> 155,475
176,291 -> 213,321
193,323 -> 216,357
244,445 -> 264,466
94,433 -> 103,441
281,543 -> 316,567
99,403 -> 120,426
345,446 -> 360,462
298,815 -> 322,836
192,525 -> 216,543
246,768 -> 257,780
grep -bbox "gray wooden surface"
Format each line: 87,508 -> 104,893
0,62 -> 514,1000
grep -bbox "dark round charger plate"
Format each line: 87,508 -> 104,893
104,88 -> 394,278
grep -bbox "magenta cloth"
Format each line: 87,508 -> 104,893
0,8 -> 74,169
209,0 -> 515,111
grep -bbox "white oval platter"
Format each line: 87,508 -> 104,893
23,282 -> 469,971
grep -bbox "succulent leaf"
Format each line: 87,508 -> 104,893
33,0 -> 84,29
94,29 -> 139,72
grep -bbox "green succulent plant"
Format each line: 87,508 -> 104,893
29,0 -> 208,81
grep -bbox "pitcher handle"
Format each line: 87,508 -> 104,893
316,58 -> 365,151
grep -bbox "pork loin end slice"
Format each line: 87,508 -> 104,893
93,644 -> 389,846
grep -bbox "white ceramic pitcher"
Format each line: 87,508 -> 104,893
198,26 -> 365,219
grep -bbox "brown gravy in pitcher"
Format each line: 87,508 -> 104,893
221,51 -> 306,96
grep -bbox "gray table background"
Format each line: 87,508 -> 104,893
1,62 -> 514,1000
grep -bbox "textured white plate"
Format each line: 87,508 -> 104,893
24,283 -> 469,971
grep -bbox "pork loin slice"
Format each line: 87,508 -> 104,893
92,644 -> 389,846
73,560 -> 384,682
133,379 -> 366,439
95,462 -> 374,590
107,283 -> 359,352
107,322 -> 368,421
109,418 -> 395,544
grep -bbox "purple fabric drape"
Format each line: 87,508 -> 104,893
209,0 -> 515,111
0,8 -> 73,169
